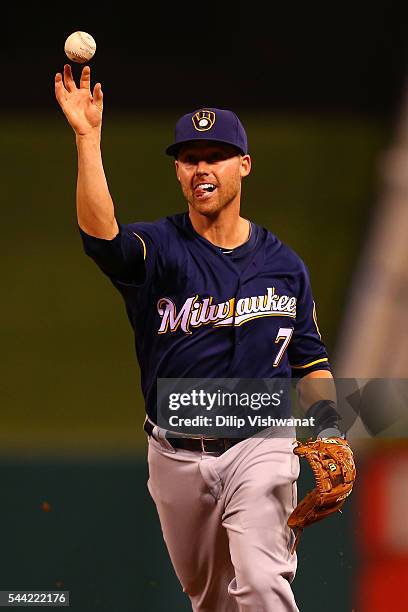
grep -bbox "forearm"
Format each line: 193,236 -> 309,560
296,370 -> 336,411
76,132 -> 119,239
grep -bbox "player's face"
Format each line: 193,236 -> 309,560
174,141 -> 251,216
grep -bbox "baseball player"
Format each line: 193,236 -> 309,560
55,64 -> 353,612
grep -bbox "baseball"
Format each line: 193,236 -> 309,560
64,31 -> 96,63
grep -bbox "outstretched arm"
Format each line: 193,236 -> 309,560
55,64 -> 118,239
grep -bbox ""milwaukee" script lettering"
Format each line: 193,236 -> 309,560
157,288 -> 296,334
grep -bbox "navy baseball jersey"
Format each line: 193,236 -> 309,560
79,212 -> 330,422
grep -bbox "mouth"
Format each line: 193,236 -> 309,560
194,183 -> 217,199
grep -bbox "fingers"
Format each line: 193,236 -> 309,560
63,64 -> 77,92
80,65 -> 91,90
54,73 -> 68,104
92,82 -> 103,110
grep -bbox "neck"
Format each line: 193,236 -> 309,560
188,204 -> 250,249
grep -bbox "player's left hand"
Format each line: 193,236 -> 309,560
287,437 -> 356,553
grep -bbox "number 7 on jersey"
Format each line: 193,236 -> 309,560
273,327 -> 294,367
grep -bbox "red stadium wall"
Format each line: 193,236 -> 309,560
356,445 -> 408,612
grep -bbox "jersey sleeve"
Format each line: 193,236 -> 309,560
288,259 -> 331,378
78,221 -> 161,285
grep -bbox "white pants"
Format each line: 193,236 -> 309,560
147,429 -> 300,612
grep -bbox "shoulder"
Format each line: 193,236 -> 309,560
258,223 -> 308,276
123,213 -> 186,244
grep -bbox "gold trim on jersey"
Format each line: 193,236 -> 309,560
291,357 -> 329,369
312,300 -> 321,340
132,232 -> 147,260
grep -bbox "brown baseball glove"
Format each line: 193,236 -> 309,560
287,437 -> 356,554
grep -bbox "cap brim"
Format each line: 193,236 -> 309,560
165,138 -> 246,157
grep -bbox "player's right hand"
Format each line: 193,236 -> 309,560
54,65 -> 103,136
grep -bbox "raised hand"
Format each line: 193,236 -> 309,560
55,64 -> 103,136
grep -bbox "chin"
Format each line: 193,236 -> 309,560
191,200 -> 221,217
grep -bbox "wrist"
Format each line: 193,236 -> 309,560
75,129 -> 102,146
305,399 -> 343,439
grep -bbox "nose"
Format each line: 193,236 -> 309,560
195,160 -> 210,174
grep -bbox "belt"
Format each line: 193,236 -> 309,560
144,419 -> 245,454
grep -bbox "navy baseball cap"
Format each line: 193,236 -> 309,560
165,107 -> 248,157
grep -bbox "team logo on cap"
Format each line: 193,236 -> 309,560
192,110 -> 216,131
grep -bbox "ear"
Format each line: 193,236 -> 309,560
174,160 -> 181,181
240,154 -> 251,178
